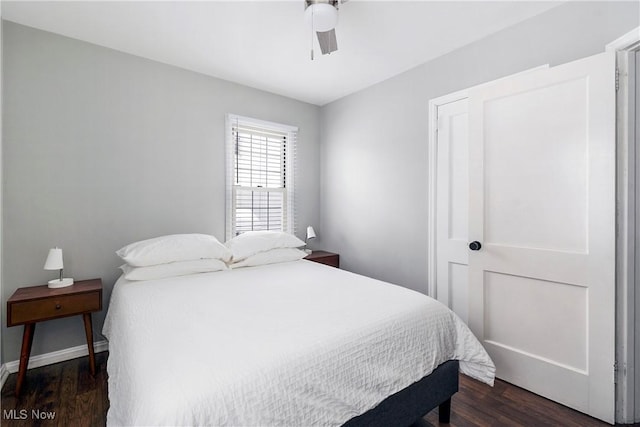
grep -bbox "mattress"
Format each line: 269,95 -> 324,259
103,259 -> 494,426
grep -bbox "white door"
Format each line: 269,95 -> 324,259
468,51 -> 616,422
435,98 -> 470,323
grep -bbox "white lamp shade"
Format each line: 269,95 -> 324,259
304,3 -> 338,32
44,248 -> 64,270
306,226 -> 317,240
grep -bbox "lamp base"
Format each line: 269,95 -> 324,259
48,278 -> 74,289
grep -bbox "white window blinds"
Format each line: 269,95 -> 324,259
226,114 -> 297,240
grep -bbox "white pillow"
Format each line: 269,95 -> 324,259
230,248 -> 307,269
120,258 -> 228,281
226,231 -> 305,261
117,234 -> 232,267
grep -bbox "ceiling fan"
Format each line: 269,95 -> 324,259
304,0 -> 348,59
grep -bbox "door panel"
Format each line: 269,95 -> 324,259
448,262 -> 469,322
468,51 -> 616,422
482,78 -> 588,252
483,271 -> 587,371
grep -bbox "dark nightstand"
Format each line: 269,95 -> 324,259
6,278 -> 103,395
304,250 -> 340,268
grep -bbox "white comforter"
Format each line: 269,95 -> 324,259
103,260 -> 494,426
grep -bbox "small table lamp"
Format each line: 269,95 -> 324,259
44,247 -> 74,288
305,226 -> 316,254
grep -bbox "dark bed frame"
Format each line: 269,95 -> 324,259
343,360 -> 459,427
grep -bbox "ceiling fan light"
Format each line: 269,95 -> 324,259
304,3 -> 338,32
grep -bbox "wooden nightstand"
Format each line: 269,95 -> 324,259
6,278 -> 102,395
304,250 -> 340,268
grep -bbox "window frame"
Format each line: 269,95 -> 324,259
225,114 -> 297,240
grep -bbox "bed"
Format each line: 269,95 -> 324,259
103,259 -> 494,426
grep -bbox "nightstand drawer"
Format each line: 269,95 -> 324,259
9,291 -> 101,326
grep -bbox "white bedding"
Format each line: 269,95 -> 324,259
103,260 -> 495,426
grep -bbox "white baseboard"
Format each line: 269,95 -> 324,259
0,340 -> 108,389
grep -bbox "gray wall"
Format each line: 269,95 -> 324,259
319,1 -> 640,294
635,47 -> 640,422
0,15 -> 4,368
1,21 -> 321,363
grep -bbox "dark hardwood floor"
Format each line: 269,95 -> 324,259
0,352 -> 615,427
420,374 -> 612,427
1,352 -> 108,427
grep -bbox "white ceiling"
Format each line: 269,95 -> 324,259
1,1 -> 564,106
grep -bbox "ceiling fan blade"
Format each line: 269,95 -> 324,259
316,29 -> 338,55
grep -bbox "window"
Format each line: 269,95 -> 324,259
225,114 -> 297,240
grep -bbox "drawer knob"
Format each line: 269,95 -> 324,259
55,304 -> 61,310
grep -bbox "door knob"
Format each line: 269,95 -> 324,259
469,241 -> 482,251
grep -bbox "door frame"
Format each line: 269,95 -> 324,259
607,26 -> 640,425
